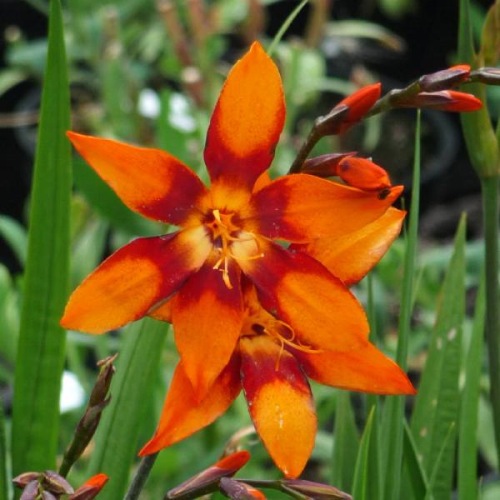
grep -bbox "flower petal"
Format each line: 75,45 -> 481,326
204,42 -> 285,189
302,207 -> 405,285
172,261 -> 244,400
61,227 -> 211,333
139,358 -> 240,455
236,240 -> 369,351
295,342 -> 416,395
67,132 -> 207,225
240,336 -> 316,478
244,173 -> 403,242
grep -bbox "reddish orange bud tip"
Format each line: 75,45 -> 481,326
215,450 -> 251,472
340,83 -> 382,120
337,157 -> 392,191
419,65 -> 471,91
69,474 -> 109,500
219,478 -> 266,499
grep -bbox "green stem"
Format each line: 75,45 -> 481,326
481,175 -> 500,468
124,453 -> 158,500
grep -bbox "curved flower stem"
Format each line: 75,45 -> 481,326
124,453 -> 158,500
288,127 -> 322,174
481,175 -> 500,463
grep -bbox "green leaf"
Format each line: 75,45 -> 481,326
331,392 -> 359,491
458,278 -> 485,500
0,215 -> 27,267
381,111 -> 421,500
410,216 -> 466,500
87,318 -> 168,499
10,0 -> 71,476
352,406 -> 381,500
458,0 -> 499,178
402,422 -> 430,499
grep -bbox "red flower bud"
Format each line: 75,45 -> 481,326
399,90 -> 482,112
69,473 -> 109,500
167,451 -> 251,499
419,64 -> 471,91
283,479 -> 352,499
315,83 -> 381,136
301,152 -> 357,178
219,477 -> 266,499
337,156 -> 392,190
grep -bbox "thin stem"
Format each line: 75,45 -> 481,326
481,175 -> 500,467
288,127 -> 322,174
124,453 -> 158,500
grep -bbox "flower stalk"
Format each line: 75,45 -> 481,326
58,355 -> 116,477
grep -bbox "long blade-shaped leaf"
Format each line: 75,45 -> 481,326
382,111 -> 421,500
331,392 -> 359,491
402,422 -> 430,500
11,0 -> 71,475
87,318 -> 168,499
352,406 -> 381,500
410,216 -> 466,499
458,279 -> 485,500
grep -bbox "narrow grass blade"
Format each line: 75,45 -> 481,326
267,0 -> 310,56
382,111 -> 421,500
11,0 -> 71,476
458,279 -> 485,500
331,392 -> 359,491
410,216 -> 466,499
402,422 -> 430,499
352,406 -> 381,500
87,318 -> 168,499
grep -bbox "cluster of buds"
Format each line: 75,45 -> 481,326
165,450 -> 351,500
289,63 -> 500,187
12,471 -> 108,500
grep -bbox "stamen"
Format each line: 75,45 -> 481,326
262,320 -> 322,370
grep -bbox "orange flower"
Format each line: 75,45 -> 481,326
61,42 -> 403,400
140,282 -> 415,478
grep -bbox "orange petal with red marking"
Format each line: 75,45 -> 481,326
236,240 -> 368,352
139,357 -> 240,455
61,227 -> 211,333
295,342 -> 416,395
240,336 -> 316,478
172,261 -> 244,400
67,132 -> 207,225
303,207 -> 405,285
204,42 -> 285,189
245,174 -> 403,243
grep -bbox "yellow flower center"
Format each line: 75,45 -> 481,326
204,209 -> 262,288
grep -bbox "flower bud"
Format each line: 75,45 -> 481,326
282,479 -> 352,499
301,152 -> 357,178
315,83 -> 381,136
398,90 -> 482,111
167,451 -> 251,499
69,473 -> 109,500
419,65 -> 470,91
12,472 -> 41,489
42,470 -> 74,495
219,477 -> 265,499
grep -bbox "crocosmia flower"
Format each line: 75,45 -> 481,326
61,42 -> 408,405
62,41 -> 415,475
